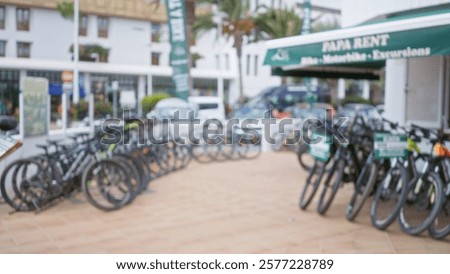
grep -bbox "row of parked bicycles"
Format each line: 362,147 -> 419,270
192,124 -> 262,163
297,108 -> 450,240
0,121 -> 193,212
0,118 -> 262,212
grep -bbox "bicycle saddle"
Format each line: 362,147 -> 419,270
0,116 -> 18,132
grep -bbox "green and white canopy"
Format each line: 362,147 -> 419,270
264,9 -> 450,79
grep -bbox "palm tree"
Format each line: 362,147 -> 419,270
253,7 -> 302,40
194,0 -> 254,104
253,8 -> 301,84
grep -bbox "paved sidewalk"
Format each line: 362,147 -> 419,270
0,152 -> 449,253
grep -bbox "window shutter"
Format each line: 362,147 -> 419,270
406,56 -> 443,127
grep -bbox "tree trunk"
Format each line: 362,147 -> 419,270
235,34 -> 244,104
281,76 -> 288,85
185,0 -> 196,95
185,0 -> 196,47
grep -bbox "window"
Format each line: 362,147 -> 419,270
225,53 -> 229,70
16,8 -> 30,31
151,52 -> 160,66
79,15 -> 88,36
254,55 -> 259,76
246,54 -> 251,75
215,54 -> 220,69
0,41 -> 6,57
17,42 -> 31,58
151,22 -> 161,42
0,6 -> 5,29
97,16 -> 109,38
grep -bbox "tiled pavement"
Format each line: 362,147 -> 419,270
0,152 -> 449,254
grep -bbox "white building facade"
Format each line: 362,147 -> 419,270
341,0 -> 450,128
0,0 -> 341,134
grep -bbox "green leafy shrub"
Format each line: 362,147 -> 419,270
95,101 -> 112,118
77,99 -> 89,119
141,93 -> 171,114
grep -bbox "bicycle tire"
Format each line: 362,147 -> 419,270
371,160 -> 409,230
112,154 -> 142,198
317,158 -> 345,215
82,159 -> 133,211
297,142 -> 314,171
346,161 -> 378,221
180,144 -> 193,168
1,159 -> 50,211
192,143 -> 214,163
299,160 -> 327,210
398,171 -> 444,235
428,195 -> 450,239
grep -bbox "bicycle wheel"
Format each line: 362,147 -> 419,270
112,154 -> 142,198
317,158 -> 345,215
1,159 -> 50,211
180,144 -> 193,168
297,142 -> 314,172
346,161 -> 378,221
299,160 -> 327,210
129,150 -> 153,187
398,171 -> 444,235
428,195 -> 450,239
192,141 -> 214,163
371,160 -> 409,230
240,136 -> 262,160
82,159 -> 133,211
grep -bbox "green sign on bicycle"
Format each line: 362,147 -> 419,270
374,133 -> 407,159
309,133 -> 332,162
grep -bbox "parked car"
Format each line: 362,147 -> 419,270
188,96 -> 225,121
285,102 -> 336,122
232,85 -> 328,119
146,98 -> 198,121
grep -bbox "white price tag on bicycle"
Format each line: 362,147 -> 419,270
374,133 -> 407,159
309,133 -> 331,162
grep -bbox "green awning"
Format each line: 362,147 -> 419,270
264,10 -> 450,77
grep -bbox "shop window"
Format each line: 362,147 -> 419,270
79,15 -> 88,36
0,70 -> 20,118
16,8 -> 30,31
0,6 -> 5,29
151,52 -> 160,66
0,41 -> 6,57
17,42 -> 31,58
97,16 -> 109,38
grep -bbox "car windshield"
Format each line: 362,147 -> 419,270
155,107 -> 195,119
232,107 -> 269,119
292,108 -> 328,120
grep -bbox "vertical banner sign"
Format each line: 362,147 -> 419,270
165,0 -> 190,100
23,77 -> 49,137
301,0 -> 312,35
